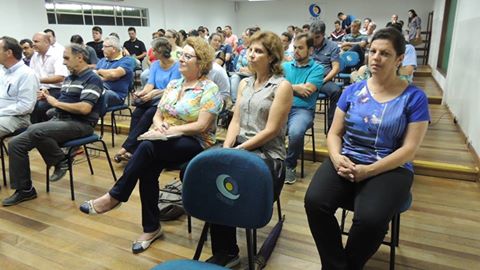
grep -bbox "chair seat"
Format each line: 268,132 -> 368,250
151,259 -> 229,270
61,134 -> 100,148
337,73 -> 351,79
317,93 -> 327,100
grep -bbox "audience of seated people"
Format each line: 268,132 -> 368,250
79,37 -> 223,254
0,10 -> 429,267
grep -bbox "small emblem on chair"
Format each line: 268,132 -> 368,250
216,174 -> 240,200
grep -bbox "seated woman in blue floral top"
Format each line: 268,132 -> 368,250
80,37 -> 222,254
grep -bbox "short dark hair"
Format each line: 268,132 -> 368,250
128,27 -> 136,33
68,43 -> 89,63
197,26 -> 205,33
302,24 -> 310,30
310,20 -> 326,35
294,32 -> 314,48
224,25 -> 232,30
334,20 -> 341,25
92,26 -> 102,34
44,28 -> 55,37
20,38 -> 33,47
371,27 -> 406,56
337,12 -> 344,17
1,36 -> 25,60
281,32 -> 293,42
70,34 -> 84,45
189,29 -> 199,37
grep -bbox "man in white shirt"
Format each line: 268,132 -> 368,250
0,36 -> 38,137
30,32 -> 68,123
44,29 -> 64,58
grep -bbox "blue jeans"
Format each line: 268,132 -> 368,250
319,81 -> 341,128
286,107 -> 314,169
140,68 -> 150,87
104,89 -> 124,107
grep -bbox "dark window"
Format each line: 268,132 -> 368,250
94,16 -> 115,26
47,13 -> 56,24
123,17 -> 141,26
56,14 -> 84,25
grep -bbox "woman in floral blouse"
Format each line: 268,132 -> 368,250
79,37 -> 222,254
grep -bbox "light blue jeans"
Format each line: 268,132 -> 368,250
286,107 -> 315,169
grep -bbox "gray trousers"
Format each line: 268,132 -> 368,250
0,115 -> 31,138
8,119 -> 93,190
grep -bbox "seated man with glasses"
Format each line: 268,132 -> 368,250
2,44 -> 104,206
95,35 -> 135,107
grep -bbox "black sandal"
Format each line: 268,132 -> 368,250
113,154 -> 123,163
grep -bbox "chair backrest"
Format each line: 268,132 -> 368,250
182,148 -> 274,229
339,51 -> 360,71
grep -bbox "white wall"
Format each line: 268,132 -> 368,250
236,0 -> 434,36
430,0 -> 480,155
0,0 -> 235,47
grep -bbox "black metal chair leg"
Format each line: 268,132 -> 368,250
46,166 -> 50,193
188,215 -> 192,234
1,141 -> 6,186
246,229 -> 255,270
83,145 -> 94,175
100,140 -> 117,181
68,157 -> 75,200
193,222 -> 209,260
311,126 -> 316,163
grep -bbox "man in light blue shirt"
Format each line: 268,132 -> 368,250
0,36 -> 38,137
282,32 -> 324,184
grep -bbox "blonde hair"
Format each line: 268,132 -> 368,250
248,31 -> 284,76
185,37 -> 215,76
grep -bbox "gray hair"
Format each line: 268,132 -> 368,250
310,20 -> 326,35
67,43 -> 89,63
104,35 -> 122,51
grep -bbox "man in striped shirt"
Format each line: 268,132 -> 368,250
2,44 -> 104,206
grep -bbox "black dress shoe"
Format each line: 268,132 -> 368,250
50,159 -> 69,182
2,187 -> 37,206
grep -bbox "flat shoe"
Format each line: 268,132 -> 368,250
113,154 -> 123,163
79,199 -> 122,215
132,228 -> 163,254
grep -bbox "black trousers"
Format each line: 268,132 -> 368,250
304,158 -> 413,270
122,105 -> 157,154
31,88 -> 61,124
109,136 -> 203,233
209,155 -> 285,256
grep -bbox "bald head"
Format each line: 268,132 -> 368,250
32,32 -> 51,54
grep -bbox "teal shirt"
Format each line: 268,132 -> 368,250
282,58 -> 324,110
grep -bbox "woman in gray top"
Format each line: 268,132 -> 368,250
407,9 -> 422,43
206,31 -> 293,267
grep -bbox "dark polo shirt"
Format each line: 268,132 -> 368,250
57,68 -> 103,126
123,38 -> 147,61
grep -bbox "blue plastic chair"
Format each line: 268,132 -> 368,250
340,193 -> 413,270
337,51 -> 360,85
46,94 -> 117,200
152,148 -> 282,270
